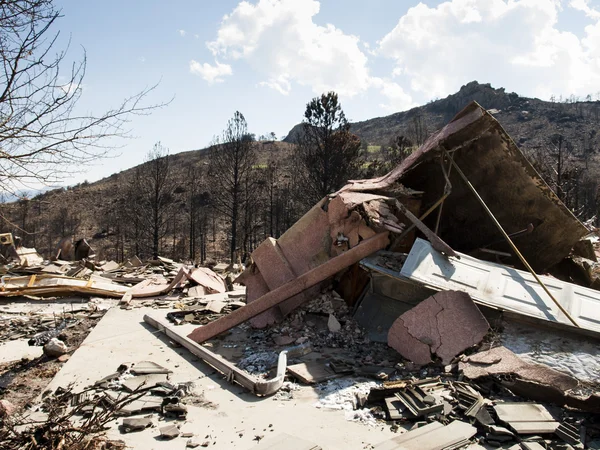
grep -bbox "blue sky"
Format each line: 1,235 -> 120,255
51,0 -> 600,185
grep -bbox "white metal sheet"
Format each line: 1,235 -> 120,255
401,238 -> 600,332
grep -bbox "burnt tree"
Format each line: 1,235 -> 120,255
294,92 -> 362,207
0,0 -> 164,196
130,143 -> 176,259
208,111 -> 257,262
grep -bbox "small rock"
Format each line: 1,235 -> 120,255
164,401 -> 188,419
57,354 -> 70,362
186,437 -> 201,448
43,338 -> 68,358
295,337 -> 308,344
122,417 -> 153,433
0,399 -> 16,417
160,424 -> 180,439
273,335 -> 295,346
327,314 -> 341,333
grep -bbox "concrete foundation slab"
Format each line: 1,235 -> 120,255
43,306 -> 398,449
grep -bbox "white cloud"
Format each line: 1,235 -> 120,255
205,0 -> 374,97
138,56 -> 146,63
570,0 -> 600,19
189,60 -> 233,83
371,78 -> 415,111
178,29 -> 186,37
259,75 -> 292,95
378,0 -> 600,101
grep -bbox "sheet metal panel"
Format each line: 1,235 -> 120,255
401,238 -> 600,332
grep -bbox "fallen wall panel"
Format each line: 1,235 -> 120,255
401,238 -> 600,334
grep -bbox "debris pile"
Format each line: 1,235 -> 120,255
364,349 -> 597,449
0,383 -> 130,450
0,239 -> 230,302
0,360 -> 217,448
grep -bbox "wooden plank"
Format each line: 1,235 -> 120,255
187,232 -> 390,343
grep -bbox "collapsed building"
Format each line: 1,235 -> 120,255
2,102 -> 600,449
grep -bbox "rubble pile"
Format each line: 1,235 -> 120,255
357,356 -> 599,448
230,289 -> 398,379
0,238 -> 232,303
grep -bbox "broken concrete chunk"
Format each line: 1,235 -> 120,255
121,374 -> 168,392
460,346 -> 578,389
164,401 -> 188,419
43,338 -> 69,358
130,361 -> 172,375
186,437 -> 201,448
461,346 -> 600,412
388,290 -> 488,365
327,314 -> 341,333
493,403 -> 559,434
464,352 -> 503,365
160,424 -> 180,439
122,417 -> 153,433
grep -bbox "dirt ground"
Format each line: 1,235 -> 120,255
0,312 -> 106,411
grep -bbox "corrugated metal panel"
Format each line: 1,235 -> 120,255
401,238 -> 600,333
